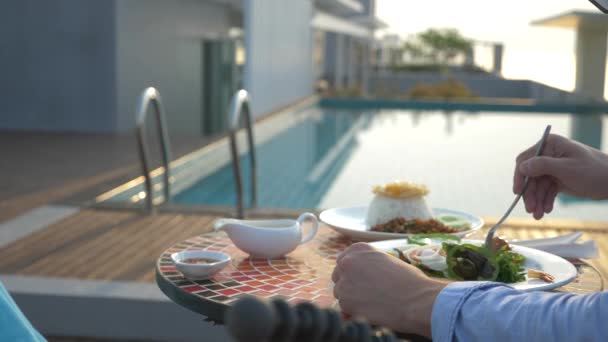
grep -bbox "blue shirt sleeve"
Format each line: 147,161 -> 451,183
431,281 -> 608,342
0,281 -> 46,342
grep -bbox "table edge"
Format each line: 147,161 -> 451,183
155,266 -> 227,323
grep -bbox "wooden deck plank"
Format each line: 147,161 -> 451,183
81,214 -> 175,279
33,214 -> 158,278
0,211 -> 136,272
0,209 -> 607,284
26,213 -> 173,279
88,214 -> 189,280
0,210 -> 221,282
17,211 -> 144,276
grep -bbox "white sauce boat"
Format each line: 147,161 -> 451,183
214,213 -> 319,259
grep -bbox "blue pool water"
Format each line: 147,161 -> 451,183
173,106 -> 608,221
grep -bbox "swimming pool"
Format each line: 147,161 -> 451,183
98,102 -> 608,221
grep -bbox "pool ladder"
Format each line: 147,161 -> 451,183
135,87 -> 256,218
135,87 -> 172,213
228,89 -> 257,219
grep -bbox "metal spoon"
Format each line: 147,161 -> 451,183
484,125 -> 552,251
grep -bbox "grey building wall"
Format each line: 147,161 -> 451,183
0,0 -> 117,133
0,0 -> 233,134
115,0 -> 233,135
244,0 -> 315,118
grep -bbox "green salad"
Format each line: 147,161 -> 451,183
391,234 -> 527,284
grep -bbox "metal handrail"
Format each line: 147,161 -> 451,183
228,89 -> 257,219
135,87 -> 172,212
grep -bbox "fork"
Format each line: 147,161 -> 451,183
484,125 -> 552,251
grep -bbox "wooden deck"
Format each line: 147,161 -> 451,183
0,208 -> 607,283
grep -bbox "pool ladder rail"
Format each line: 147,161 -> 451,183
134,87 -> 257,218
135,87 -> 172,213
228,89 -> 257,219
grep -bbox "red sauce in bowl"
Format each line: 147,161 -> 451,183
180,257 -> 219,264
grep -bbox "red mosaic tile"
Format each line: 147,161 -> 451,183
218,289 -> 239,297
259,284 -> 278,291
297,286 -> 317,293
294,292 -> 317,300
264,279 -> 284,285
243,271 -> 261,276
212,275 -> 231,282
257,267 -> 275,272
160,266 -> 176,272
316,289 -> 334,297
285,270 -> 300,275
266,271 -> 282,276
233,276 -> 253,282
244,281 -> 265,287
282,283 -> 300,290
234,285 -> 255,293
276,288 -> 298,296
183,285 -> 203,293
252,275 -> 272,281
270,260 -> 287,265
312,280 -> 330,287
293,279 -> 312,286
298,274 -> 317,280
251,290 -> 274,298
278,275 -> 295,281
251,259 -> 270,265
274,265 -> 291,270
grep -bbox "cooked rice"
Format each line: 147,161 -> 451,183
366,195 -> 433,226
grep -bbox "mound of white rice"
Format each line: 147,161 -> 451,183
366,195 -> 433,226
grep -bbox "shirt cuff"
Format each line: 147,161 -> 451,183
431,281 -> 508,342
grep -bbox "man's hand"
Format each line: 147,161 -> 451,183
331,243 -> 446,338
514,134 -> 608,219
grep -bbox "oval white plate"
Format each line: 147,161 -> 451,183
320,206 -> 483,242
369,239 -> 577,291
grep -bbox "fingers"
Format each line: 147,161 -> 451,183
519,156 -> 564,178
514,145 -> 537,194
544,183 -> 558,213
534,177 -> 551,220
523,178 -> 537,213
513,134 -> 565,194
332,243 -> 374,283
336,242 -> 373,264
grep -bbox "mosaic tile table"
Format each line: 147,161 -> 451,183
156,225 -> 603,323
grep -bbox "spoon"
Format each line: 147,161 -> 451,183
484,125 -> 552,251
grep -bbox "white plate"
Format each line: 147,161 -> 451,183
369,239 -> 578,291
320,206 -> 483,242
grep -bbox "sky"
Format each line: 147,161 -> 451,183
376,0 -> 606,96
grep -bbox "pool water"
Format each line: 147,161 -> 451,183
173,106 -> 608,221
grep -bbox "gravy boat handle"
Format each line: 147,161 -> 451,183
297,213 -> 319,244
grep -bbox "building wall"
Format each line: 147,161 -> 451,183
244,0 -> 314,118
0,0 -> 117,133
115,0 -> 233,135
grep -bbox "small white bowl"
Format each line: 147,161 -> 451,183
171,250 -> 231,280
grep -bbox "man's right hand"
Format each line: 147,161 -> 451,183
514,133 -> 608,220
